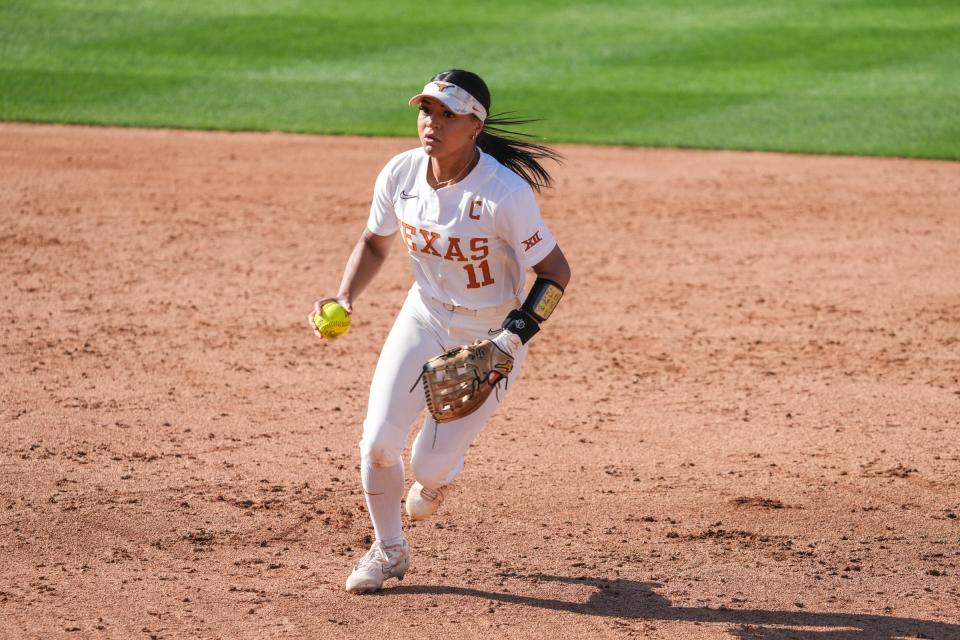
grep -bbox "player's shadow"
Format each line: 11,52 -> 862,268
390,575 -> 958,639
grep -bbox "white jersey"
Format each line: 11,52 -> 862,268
366,147 -> 556,309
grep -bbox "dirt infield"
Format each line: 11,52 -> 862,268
2,123 -> 958,639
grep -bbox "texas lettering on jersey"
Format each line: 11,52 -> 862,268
398,221 -> 495,290
399,221 -> 489,262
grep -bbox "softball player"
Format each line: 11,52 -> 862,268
311,69 -> 571,594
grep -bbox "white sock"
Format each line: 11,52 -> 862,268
360,458 -> 405,546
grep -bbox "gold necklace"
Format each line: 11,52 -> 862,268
433,148 -> 478,189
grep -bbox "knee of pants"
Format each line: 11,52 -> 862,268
359,415 -> 408,468
410,451 -> 458,489
359,435 -> 402,468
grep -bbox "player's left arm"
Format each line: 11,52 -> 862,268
418,245 -> 569,418
531,245 -> 571,290
416,242 -> 569,422
490,244 -> 570,359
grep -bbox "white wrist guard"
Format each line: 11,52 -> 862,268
490,329 -> 523,358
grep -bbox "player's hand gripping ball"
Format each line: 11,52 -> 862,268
310,302 -> 351,340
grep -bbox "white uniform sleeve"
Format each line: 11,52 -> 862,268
366,162 -> 399,236
493,185 -> 557,268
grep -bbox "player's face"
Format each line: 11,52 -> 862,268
417,97 -> 481,159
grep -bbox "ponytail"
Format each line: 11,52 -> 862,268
431,69 -> 561,192
477,113 -> 561,193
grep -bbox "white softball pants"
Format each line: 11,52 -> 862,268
358,284 -> 526,543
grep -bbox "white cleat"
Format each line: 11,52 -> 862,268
344,539 -> 410,594
405,482 -> 449,521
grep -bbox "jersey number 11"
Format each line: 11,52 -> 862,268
464,260 -> 494,288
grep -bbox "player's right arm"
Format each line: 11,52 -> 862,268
332,228 -> 395,313
312,228 -> 395,317
311,155 -> 404,319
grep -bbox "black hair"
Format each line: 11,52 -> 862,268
431,69 -> 561,192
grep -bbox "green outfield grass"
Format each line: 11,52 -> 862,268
1,0 -> 958,158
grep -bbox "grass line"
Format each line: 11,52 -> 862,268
1,1 -> 957,158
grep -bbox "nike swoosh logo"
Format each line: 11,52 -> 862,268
400,191 -> 418,200
488,328 -> 502,336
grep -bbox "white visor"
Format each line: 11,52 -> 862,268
408,81 -> 487,121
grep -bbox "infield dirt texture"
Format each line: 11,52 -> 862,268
2,123 -> 958,638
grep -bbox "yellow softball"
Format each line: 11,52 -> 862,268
313,302 -> 351,339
